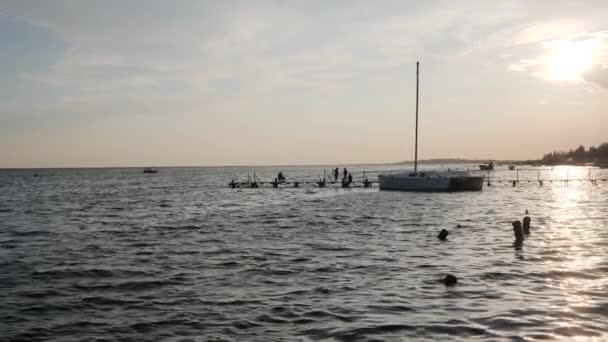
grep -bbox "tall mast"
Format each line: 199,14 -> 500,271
414,61 -> 419,173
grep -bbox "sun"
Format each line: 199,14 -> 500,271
541,40 -> 595,82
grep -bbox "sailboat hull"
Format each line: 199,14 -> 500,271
378,174 -> 451,191
378,172 -> 484,192
448,175 -> 485,191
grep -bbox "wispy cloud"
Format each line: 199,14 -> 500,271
508,31 -> 608,87
2,0 -> 608,166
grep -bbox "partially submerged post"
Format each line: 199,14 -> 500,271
512,220 -> 524,248
523,216 -> 531,235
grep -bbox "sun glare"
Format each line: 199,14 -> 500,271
542,40 -> 595,82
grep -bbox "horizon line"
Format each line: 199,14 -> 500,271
0,158 -> 537,170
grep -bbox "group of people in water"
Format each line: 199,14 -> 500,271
334,167 -> 353,186
273,167 -> 361,187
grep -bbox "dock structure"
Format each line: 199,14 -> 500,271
229,168 -> 607,189
229,179 -> 377,189
229,172 -> 376,189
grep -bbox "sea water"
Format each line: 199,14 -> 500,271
1,165 -> 607,341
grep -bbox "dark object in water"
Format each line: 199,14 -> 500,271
34,173 -> 38,177
479,162 -> 494,171
512,220 -> 524,248
525,209 -> 529,214
441,274 -> 458,286
143,168 -> 158,174
438,229 -> 449,240
523,216 -> 531,235
456,224 -> 462,228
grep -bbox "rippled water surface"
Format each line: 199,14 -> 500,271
1,165 -> 608,341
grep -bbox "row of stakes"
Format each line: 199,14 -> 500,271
436,213 -> 532,286
487,169 -> 603,187
488,179 -> 601,187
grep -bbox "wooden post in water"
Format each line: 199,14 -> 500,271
523,216 -> 531,235
413,62 -> 420,173
513,220 -> 524,248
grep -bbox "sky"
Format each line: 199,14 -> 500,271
1,0 -> 607,167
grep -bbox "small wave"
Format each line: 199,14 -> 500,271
303,310 -> 355,322
529,270 -> 603,280
203,248 -> 237,256
366,304 -> 414,313
11,230 -> 55,237
479,272 -> 515,281
81,296 -> 142,306
290,257 -> 311,263
32,268 -> 151,279
233,320 -> 261,330
329,324 -> 415,341
217,261 -> 239,267
256,314 -> 289,324
200,299 -> 263,306
73,279 -> 178,291
554,325 -> 602,337
314,266 -> 338,273
305,243 -> 354,252
572,302 -> 608,316
18,289 -> 68,299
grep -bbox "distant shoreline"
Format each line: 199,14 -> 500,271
0,159 -> 547,170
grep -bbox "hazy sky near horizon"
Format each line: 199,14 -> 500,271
1,0 -> 607,167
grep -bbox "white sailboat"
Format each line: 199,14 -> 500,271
378,62 -> 484,192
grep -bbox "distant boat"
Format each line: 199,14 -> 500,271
508,165 -> 516,170
378,62 -> 484,192
479,162 -> 494,171
143,168 -> 158,174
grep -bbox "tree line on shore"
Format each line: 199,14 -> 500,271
541,142 -> 608,165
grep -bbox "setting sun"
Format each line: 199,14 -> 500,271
542,40 -> 595,81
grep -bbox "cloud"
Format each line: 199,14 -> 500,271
583,64 -> 608,89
